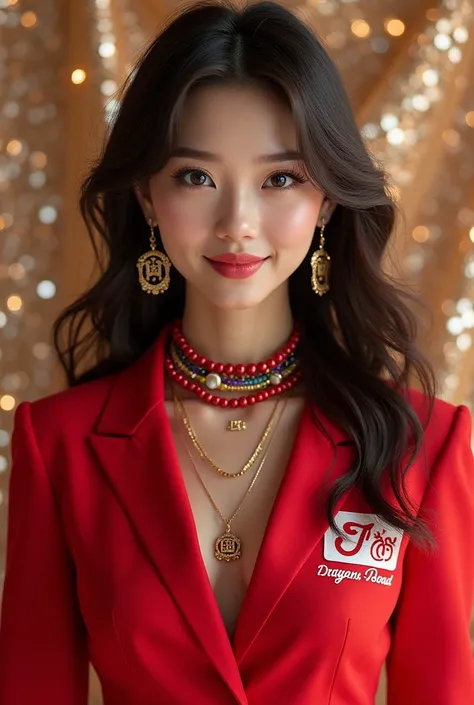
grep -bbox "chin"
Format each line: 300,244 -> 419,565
201,285 -> 273,312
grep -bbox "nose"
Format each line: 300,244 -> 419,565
215,185 -> 260,242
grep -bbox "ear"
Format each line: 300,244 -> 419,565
317,199 -> 337,227
133,180 -> 156,225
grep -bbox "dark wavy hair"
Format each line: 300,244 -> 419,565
53,0 -> 437,542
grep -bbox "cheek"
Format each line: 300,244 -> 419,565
265,197 -> 321,250
150,189 -> 210,250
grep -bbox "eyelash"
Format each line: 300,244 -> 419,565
170,166 -> 308,190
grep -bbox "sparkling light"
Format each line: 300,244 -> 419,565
99,42 -> 116,58
6,295 -> 22,312
456,333 -> 472,352
385,19 -> 405,37
6,139 -> 23,156
412,225 -> 430,242
0,395 -> 16,412
351,20 -> 371,39
38,205 -> 57,224
466,112 -> 474,128
71,69 -> 87,84
380,114 -> 398,132
448,47 -> 462,63
37,280 -> 56,299
434,33 -> 452,51
453,27 -> 468,43
421,69 -> 439,87
470,227 -> 474,243
100,79 -> 118,96
386,128 -> 405,145
411,94 -> 430,112
21,11 -> 37,28
447,316 -> 464,335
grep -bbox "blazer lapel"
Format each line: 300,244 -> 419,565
88,326 -> 247,704
232,404 -> 357,665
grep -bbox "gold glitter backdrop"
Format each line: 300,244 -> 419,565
0,1 -> 473,702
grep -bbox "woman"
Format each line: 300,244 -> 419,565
0,1 -> 473,703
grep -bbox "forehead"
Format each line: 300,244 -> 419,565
174,84 -> 299,156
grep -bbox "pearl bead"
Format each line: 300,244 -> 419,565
205,373 -> 222,390
270,372 -> 282,385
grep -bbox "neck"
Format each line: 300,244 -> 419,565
181,284 -> 294,364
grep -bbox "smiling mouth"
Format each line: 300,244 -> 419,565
204,254 -> 269,279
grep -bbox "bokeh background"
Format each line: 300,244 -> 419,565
0,0 -> 473,702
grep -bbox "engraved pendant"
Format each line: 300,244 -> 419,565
310,249 -> 331,296
227,420 -> 247,432
215,529 -> 242,561
136,250 -> 171,295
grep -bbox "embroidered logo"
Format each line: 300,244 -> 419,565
323,511 -> 403,572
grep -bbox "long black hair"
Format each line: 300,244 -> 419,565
53,0 -> 437,542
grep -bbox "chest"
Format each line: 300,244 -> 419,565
167,398 -> 302,637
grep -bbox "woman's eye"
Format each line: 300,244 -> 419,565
172,167 -> 307,190
267,173 -> 290,188
175,169 -> 214,188
264,171 -> 306,189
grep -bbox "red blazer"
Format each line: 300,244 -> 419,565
1,326 -> 473,705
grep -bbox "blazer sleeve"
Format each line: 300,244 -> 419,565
386,403 -> 474,704
0,401 -> 89,704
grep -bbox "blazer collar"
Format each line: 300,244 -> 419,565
90,324 -> 356,704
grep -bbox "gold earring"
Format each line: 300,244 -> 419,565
310,219 -> 331,297
136,219 -> 171,295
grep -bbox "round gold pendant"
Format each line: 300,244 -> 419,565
215,531 -> 242,561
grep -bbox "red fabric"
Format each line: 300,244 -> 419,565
0,327 -> 473,704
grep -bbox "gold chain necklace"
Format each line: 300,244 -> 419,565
174,391 -> 282,478
173,390 -> 288,562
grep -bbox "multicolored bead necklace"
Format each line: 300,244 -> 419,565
165,321 -> 301,408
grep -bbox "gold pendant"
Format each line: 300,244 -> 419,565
226,419 -> 247,432
136,250 -> 171,295
310,249 -> 331,296
215,529 -> 242,561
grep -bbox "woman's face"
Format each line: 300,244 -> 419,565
139,84 -> 329,311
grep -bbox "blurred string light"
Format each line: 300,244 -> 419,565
91,0 -> 146,121
91,0 -> 119,122
0,0 -> 61,500
365,0 -> 474,405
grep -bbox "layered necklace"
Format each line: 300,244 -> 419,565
174,388 -> 288,561
165,320 -> 301,408
168,321 -> 300,562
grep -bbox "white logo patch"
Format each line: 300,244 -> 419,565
323,511 -> 404,572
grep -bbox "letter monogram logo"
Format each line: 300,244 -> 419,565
324,511 -> 404,572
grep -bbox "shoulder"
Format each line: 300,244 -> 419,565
15,373 -> 118,444
403,387 -> 473,492
382,385 -> 472,479
404,385 -> 472,443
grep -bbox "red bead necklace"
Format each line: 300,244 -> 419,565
165,321 -> 302,408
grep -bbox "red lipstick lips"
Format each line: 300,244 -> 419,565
206,253 -> 268,279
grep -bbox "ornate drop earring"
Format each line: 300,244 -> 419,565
136,219 -> 171,295
310,218 -> 331,297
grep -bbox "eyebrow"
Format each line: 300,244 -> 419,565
168,147 -> 303,163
